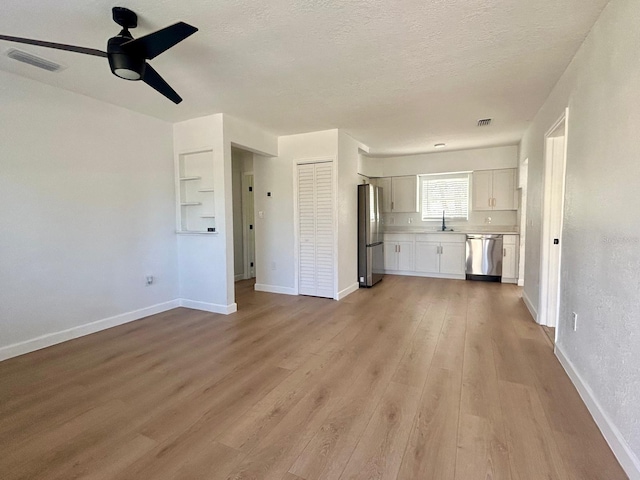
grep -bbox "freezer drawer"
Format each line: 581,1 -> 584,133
466,234 -> 503,281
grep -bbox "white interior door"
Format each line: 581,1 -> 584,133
297,162 -> 334,298
540,111 -> 568,329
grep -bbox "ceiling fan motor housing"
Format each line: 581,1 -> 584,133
107,34 -> 145,80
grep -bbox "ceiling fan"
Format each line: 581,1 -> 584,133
0,7 -> 198,104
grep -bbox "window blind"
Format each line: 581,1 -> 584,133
421,173 -> 470,220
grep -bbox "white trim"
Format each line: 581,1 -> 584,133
241,172 -> 256,280
522,290 -> 537,322
336,282 -> 359,300
0,300 -> 180,362
555,345 -> 640,480
234,273 -> 245,281
539,108 -> 569,328
179,299 -> 237,314
517,278 -> 524,287
254,283 -> 298,296
383,271 -> 465,280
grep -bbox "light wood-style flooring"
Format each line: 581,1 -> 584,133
0,276 -> 626,479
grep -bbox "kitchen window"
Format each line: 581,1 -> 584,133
420,172 -> 470,220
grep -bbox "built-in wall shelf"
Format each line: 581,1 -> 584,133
176,149 -> 216,234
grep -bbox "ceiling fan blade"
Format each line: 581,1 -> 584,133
142,63 -> 182,104
122,22 -> 197,60
0,34 -> 107,57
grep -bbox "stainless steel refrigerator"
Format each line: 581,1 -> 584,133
358,184 -> 384,287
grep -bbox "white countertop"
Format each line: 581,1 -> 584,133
383,228 -> 519,235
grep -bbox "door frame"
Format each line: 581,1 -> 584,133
538,108 -> 569,334
241,172 -> 255,280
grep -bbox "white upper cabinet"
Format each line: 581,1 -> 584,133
472,168 -> 517,211
377,177 -> 393,213
391,176 -> 419,213
377,176 -> 418,213
492,169 -> 517,210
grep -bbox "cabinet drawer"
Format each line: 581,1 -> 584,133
384,233 -> 415,242
415,233 -> 465,243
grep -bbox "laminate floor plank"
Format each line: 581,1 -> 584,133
0,278 -> 626,480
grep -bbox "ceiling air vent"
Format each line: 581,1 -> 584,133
477,118 -> 492,127
6,48 -> 65,72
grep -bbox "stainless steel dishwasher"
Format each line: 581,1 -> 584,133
465,234 -> 503,282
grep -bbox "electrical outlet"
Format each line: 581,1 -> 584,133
572,312 -> 578,331
146,275 -> 154,286
408,218 -> 413,224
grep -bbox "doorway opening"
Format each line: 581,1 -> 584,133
232,147 -> 256,300
539,108 -> 569,342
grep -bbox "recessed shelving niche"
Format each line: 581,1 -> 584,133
176,148 -> 216,234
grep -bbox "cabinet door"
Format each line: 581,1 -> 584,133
492,169 -> 517,210
396,241 -> 415,271
472,170 -> 493,211
391,176 -> 418,213
414,242 -> 440,273
440,242 -> 466,275
384,242 -> 398,271
502,244 -> 517,280
378,177 -> 392,213
297,162 -> 334,298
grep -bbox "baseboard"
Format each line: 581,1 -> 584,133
555,345 -> 640,480
179,299 -> 237,314
522,289 -> 537,322
0,300 -> 180,362
234,273 -> 245,281
382,271 -> 465,280
254,283 -> 298,296
336,282 -> 359,300
517,278 -> 524,286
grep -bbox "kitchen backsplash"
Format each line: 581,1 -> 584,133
382,209 -> 518,233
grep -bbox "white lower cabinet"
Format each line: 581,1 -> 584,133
384,233 -> 465,279
439,242 -> 466,275
414,234 -> 466,277
502,235 -> 519,284
384,235 -> 414,271
414,242 -> 439,273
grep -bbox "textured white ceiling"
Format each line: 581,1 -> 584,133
0,0 -> 608,154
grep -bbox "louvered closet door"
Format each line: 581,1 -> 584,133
297,162 -> 334,298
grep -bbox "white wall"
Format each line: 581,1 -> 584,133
174,115 -> 230,311
175,114 -> 277,312
521,0 -> 640,475
0,71 -> 178,358
363,145 -> 518,176
254,130 -> 338,294
362,145 -> 519,230
337,132 -> 367,296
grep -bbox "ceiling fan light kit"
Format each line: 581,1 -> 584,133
0,6 -> 198,104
